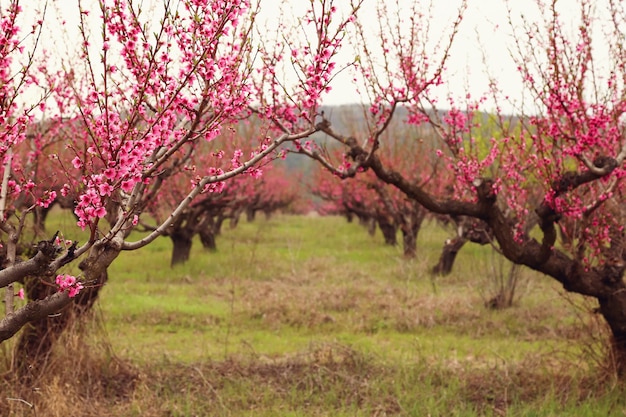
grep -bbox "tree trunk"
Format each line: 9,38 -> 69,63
230,213 -> 240,229
431,237 -> 467,276
31,206 -> 50,236
599,291 -> 626,375
170,232 -> 193,266
378,219 -> 397,246
14,260 -> 108,379
214,214 -> 225,235
13,276 -> 60,377
11,225 -> 123,380
400,211 -> 424,259
14,239 -> 111,379
357,215 -> 369,227
367,218 -> 376,236
246,207 -> 256,222
199,228 -> 217,252
402,228 -> 417,258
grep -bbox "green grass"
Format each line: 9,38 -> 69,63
3,213 -> 626,416
99,216 -> 583,364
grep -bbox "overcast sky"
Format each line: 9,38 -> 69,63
29,0 -> 614,113
318,0 -> 607,111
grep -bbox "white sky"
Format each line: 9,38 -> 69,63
318,0 -> 610,112
17,0 -> 615,113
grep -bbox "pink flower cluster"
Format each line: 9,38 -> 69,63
55,274 -> 84,298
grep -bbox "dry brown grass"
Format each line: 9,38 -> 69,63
1,329 -> 623,417
0,315 -> 138,417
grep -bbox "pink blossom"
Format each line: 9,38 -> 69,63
98,182 -> 113,196
121,179 -> 135,193
72,156 -> 83,169
55,274 -> 83,298
67,285 -> 83,298
94,206 -> 107,218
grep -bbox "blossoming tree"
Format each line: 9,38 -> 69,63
279,0 -> 626,373
145,124 -> 302,266
309,117 -> 445,258
0,0 -> 361,371
7,0 -> 626,378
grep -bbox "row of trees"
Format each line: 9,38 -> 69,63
145,130 -> 304,266
309,115 -> 492,273
3,0 -> 626,378
291,0 -> 626,372
0,0 -> 348,373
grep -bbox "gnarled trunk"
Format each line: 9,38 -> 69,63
246,207 -> 256,222
214,214 -> 226,235
399,211 -> 425,258
199,228 -> 217,252
170,231 -> 193,266
432,217 -> 492,276
378,218 -> 397,246
431,237 -> 467,276
14,269 -> 107,378
230,207 -> 243,229
599,292 -> 626,375
401,228 -> 417,257
367,218 -> 376,236
13,239 -> 117,379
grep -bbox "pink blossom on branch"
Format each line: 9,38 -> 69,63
0,0 -> 376,345
253,0 -> 362,130
55,274 -> 84,298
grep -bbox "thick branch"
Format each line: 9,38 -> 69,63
367,153 -> 484,218
0,239 -> 61,289
0,291 -> 70,343
486,193 -> 614,298
550,156 -> 617,196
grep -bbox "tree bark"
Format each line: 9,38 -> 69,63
170,232 -> 193,266
400,210 -> 425,259
378,218 -> 397,246
199,228 -> 217,252
246,207 -> 256,222
367,218 -> 376,236
214,214 -> 225,235
229,206 -> 244,229
402,228 -> 417,258
14,269 -> 107,379
13,239 -> 115,379
599,290 -> 626,375
431,237 -> 467,275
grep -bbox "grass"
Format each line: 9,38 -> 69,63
2,213 -> 626,416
